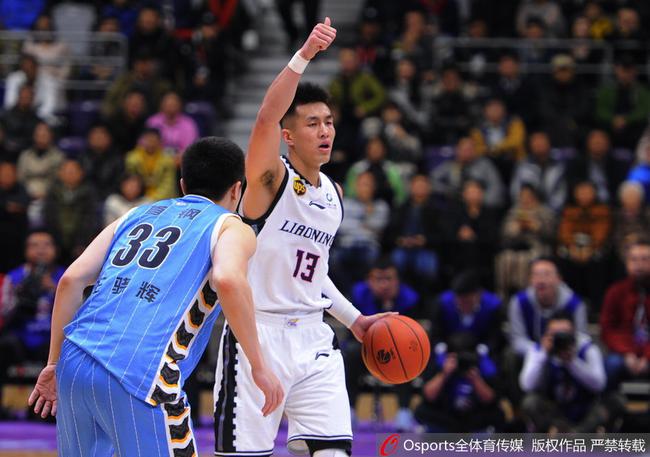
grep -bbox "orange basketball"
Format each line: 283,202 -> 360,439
361,315 -> 431,384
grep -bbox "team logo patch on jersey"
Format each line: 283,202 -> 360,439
285,317 -> 300,327
293,177 -> 307,196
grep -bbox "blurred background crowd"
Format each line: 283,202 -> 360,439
0,0 -> 649,437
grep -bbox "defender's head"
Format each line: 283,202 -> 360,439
280,83 -> 335,170
181,137 -> 244,211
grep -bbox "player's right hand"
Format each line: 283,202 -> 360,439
252,365 -> 284,417
28,364 -> 57,418
299,17 -> 337,61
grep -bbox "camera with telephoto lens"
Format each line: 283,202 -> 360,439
551,331 -> 575,355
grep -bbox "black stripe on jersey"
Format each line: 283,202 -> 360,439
202,282 -> 218,308
189,300 -> 206,327
173,441 -> 196,457
167,342 -> 185,361
151,385 -> 177,404
169,416 -> 191,440
324,174 -> 344,222
164,398 -> 186,418
176,322 -> 194,349
214,326 -> 238,453
241,166 -> 289,230
161,363 -> 180,386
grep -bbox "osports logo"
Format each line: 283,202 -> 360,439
380,433 -> 400,456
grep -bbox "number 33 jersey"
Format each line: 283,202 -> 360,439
245,157 -> 343,315
65,195 -> 234,406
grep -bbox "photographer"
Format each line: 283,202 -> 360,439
520,312 -> 624,433
0,231 -> 64,410
414,332 -> 504,432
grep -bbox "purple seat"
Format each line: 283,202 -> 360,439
68,100 -> 102,137
58,136 -> 87,158
185,101 -> 216,137
425,145 -> 455,172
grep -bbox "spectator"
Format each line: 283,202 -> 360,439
43,159 -> 99,263
344,258 -> 420,430
426,64 -> 477,146
102,0 -> 139,36
538,54 -> 590,147
102,52 -> 172,118
79,125 -> 124,201
361,102 -> 422,166
128,6 -> 177,80
184,12 -> 231,109
488,52 -> 538,127
566,129 -> 628,205
388,58 -> 428,130
22,14 -> 71,83
105,89 -> 148,154
600,239 -> 650,389
0,0 -> 46,31
516,0 -> 566,38
431,137 -> 505,209
415,332 -> 504,432
329,47 -> 387,145
331,171 -> 389,292
345,136 -> 407,205
0,84 -> 41,162
0,231 -> 65,409
495,185 -> 556,297
146,91 -> 199,159
456,17 -> 495,83
0,162 -> 30,272
595,55 -> 650,149
511,131 -> 567,211
469,97 -> 526,183
16,122 -> 64,201
568,15 -> 605,84
628,140 -> 650,203
354,11 -> 392,84
608,7 -> 645,66
520,312 -> 624,432
557,181 -> 612,307
431,270 -> 503,354
4,53 -> 61,122
384,174 -> 439,288
83,16 -> 123,89
103,173 -> 149,226
612,181 -> 650,263
518,18 -> 553,67
125,128 -> 177,200
390,10 -> 435,73
439,179 -> 500,287
276,0 -> 319,52
584,1 -> 613,40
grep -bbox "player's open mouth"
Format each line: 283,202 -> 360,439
318,143 -> 331,151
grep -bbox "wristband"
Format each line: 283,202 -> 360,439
288,51 -> 310,74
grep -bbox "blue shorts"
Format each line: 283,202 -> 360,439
56,339 -> 197,457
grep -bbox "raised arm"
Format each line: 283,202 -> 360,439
211,216 -> 283,416
242,17 -> 337,220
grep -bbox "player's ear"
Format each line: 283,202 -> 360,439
232,180 -> 242,201
179,178 -> 187,195
281,128 -> 295,147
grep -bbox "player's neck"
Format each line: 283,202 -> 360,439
287,151 -> 321,187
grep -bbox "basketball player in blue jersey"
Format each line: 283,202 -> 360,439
28,137 -> 284,457
213,18 -> 392,457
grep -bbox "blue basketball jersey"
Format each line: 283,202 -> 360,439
65,194 -> 233,406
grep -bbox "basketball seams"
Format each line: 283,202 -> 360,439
395,316 -> 428,376
382,320 -> 409,381
369,327 -> 393,384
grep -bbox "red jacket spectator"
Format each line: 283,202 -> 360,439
600,277 -> 650,359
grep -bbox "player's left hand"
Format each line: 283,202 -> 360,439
28,364 -> 57,418
350,312 -> 398,343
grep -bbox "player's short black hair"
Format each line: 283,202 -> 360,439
280,83 -> 331,127
181,136 -> 244,201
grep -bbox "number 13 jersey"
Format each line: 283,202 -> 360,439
245,157 -> 343,315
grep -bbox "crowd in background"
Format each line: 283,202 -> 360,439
0,0 -> 649,435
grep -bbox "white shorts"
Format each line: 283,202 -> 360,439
213,312 -> 353,457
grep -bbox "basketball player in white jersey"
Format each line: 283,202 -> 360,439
213,17 -> 391,457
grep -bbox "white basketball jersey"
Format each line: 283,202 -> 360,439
244,157 -> 343,314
